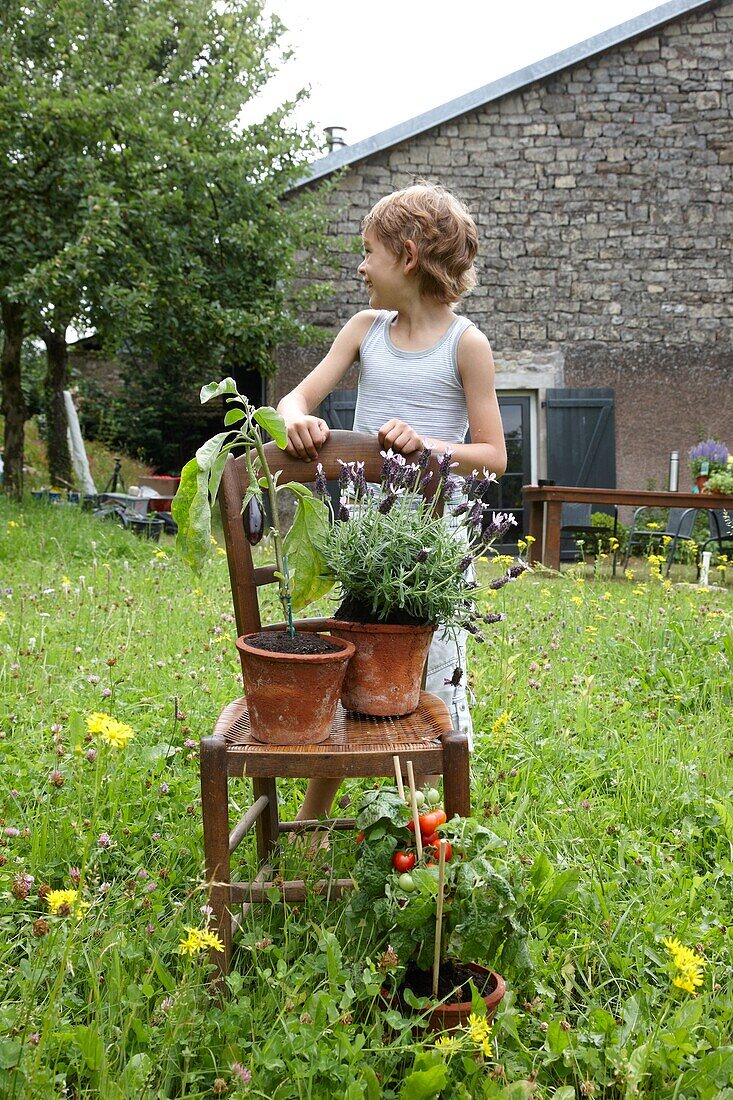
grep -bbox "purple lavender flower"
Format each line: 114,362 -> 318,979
507,561 -> 528,578
443,474 -> 462,498
338,501 -> 350,522
417,446 -> 432,471
416,547 -> 432,563
314,463 -> 328,499
490,575 -> 510,590
463,469 -> 479,496
468,500 -> 484,530
378,492 -> 397,515
483,512 -> 518,541
444,667 -> 463,687
459,553 -> 473,572
337,460 -> 352,492
354,461 -> 367,498
484,612 -> 506,624
437,450 -> 454,478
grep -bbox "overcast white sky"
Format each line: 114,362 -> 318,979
241,0 -> 667,148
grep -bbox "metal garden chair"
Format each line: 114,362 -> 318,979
621,506 -> 698,576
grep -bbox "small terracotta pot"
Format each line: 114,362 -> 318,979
325,620 -> 435,717
424,964 -> 506,1032
236,633 -> 355,745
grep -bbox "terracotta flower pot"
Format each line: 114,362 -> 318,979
325,620 -> 435,717
236,632 -> 355,745
424,964 -> 506,1032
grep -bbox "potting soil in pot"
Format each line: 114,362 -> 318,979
401,959 -> 496,1005
247,630 -> 343,656
334,595 -> 431,628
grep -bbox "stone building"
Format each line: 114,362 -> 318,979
277,0 -> 732,533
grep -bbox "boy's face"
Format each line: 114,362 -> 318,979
358,229 -> 406,309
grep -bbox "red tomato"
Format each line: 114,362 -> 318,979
418,809 -> 447,837
423,834 -> 453,862
407,820 -> 415,832
355,831 -> 365,843
392,849 -> 416,872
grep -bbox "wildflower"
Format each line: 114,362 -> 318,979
212,1078 -> 228,1095
377,946 -> 399,972
69,867 -> 81,885
435,1034 -> 460,1052
4,826 -> 20,838
314,463 -> 328,499
663,936 -> 705,995
11,873 -> 34,900
97,832 -> 111,848
46,888 -> 88,919
86,748 -> 97,763
31,919 -> 50,937
159,782 -> 170,795
48,770 -> 64,788
231,1063 -> 251,1085
179,927 -> 225,956
27,1033 -> 41,1046
491,711 -> 512,736
86,712 -> 135,749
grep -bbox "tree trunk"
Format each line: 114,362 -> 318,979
1,301 -> 26,500
43,326 -> 73,488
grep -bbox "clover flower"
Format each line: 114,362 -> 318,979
663,936 -> 705,995
179,926 -> 225,956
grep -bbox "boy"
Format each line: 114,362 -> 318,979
277,182 -> 506,820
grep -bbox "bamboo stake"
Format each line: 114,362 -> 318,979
405,760 -> 423,861
432,839 -> 447,999
393,755 -> 405,801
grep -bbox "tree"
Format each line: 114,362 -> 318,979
0,0 -> 330,494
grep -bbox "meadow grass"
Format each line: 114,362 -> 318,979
1,498 -> 732,1098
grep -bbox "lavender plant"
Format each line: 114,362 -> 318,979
316,448 -> 521,637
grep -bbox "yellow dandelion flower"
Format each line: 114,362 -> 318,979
179,927 -> 225,956
99,718 -> 135,749
46,888 -> 89,919
61,575 -> 71,586
491,710 -> 512,736
216,547 -> 227,556
8,520 -> 18,528
663,937 -> 706,996
466,1011 -> 492,1045
0,611 -> 5,623
435,1034 -> 460,1053
570,595 -> 583,606
86,712 -> 111,735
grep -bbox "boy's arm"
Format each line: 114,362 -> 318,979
379,328 -> 507,477
278,311 -> 377,459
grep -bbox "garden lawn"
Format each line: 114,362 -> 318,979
1,498 -> 732,1099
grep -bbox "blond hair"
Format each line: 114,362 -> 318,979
362,182 -> 478,304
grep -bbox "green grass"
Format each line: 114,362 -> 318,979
1,498 -> 732,1098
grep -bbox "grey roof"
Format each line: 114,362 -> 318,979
295,0 -> 716,188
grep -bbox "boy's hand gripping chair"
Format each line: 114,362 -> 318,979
200,431 -> 470,985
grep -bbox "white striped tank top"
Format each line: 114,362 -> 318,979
352,310 -> 474,443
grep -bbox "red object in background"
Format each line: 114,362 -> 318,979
138,476 -> 180,514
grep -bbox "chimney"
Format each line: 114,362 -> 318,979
324,126 -> 347,152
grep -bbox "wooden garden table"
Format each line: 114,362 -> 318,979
521,485 -> 733,571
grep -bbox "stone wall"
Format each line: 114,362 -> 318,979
277,0 -> 733,491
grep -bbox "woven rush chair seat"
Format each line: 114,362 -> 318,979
200,431 -> 471,987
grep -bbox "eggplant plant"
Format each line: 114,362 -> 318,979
171,378 -> 334,635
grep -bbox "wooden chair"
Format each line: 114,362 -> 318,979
201,430 -> 470,983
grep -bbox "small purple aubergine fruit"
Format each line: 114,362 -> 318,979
243,496 -> 265,545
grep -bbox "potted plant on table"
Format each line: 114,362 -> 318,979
701,466 -> 733,496
316,453 -> 520,716
171,378 -> 354,746
346,783 -> 531,1030
688,439 -> 728,491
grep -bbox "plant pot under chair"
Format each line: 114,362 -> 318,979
326,619 -> 435,717
386,962 -> 506,1033
236,632 -> 355,745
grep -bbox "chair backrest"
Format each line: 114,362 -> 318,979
708,509 -> 733,540
217,430 -> 441,637
666,507 -> 697,539
561,503 -> 593,528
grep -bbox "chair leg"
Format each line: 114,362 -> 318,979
200,735 -> 232,987
253,777 -> 280,867
442,729 -> 470,819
